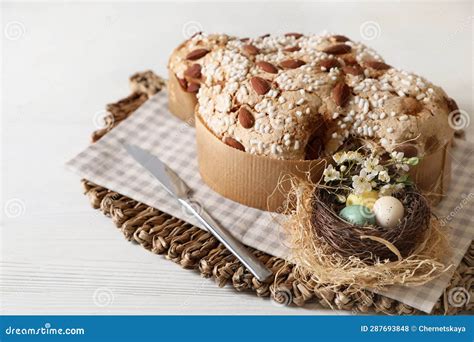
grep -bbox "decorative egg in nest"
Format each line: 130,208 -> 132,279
346,191 -> 378,209
373,196 -> 405,228
314,149 -> 431,261
339,205 -> 375,226
312,187 -> 431,261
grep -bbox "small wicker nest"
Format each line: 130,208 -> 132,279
311,187 -> 431,261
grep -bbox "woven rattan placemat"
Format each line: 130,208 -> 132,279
81,71 -> 473,314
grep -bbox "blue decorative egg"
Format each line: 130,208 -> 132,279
339,205 -> 376,226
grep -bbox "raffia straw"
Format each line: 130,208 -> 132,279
359,235 -> 403,261
283,178 -> 453,294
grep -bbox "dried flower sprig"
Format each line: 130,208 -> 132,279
322,149 -> 419,202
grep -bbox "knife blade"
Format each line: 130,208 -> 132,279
124,144 -> 272,282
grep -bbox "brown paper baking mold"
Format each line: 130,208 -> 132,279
409,141 -> 452,206
195,113 -> 327,211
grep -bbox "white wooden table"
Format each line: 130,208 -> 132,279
1,1 -> 472,315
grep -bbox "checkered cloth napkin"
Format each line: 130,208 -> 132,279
67,91 -> 473,313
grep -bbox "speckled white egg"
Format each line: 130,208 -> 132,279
373,196 -> 405,228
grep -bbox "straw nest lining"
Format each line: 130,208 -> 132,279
311,186 -> 431,262
285,180 -> 450,291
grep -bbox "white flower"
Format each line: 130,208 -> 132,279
346,151 -> 363,162
378,170 -> 390,183
363,157 -> 383,177
361,168 -> 376,181
397,163 -> 410,172
394,160 -> 410,172
390,151 -> 411,172
351,169 -> 373,194
379,183 -> 404,196
340,165 -> 347,172
332,151 -> 363,165
390,151 -> 404,161
379,184 -> 395,196
323,164 -> 341,182
332,152 -> 347,164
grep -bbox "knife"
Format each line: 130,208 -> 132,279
123,144 -> 273,282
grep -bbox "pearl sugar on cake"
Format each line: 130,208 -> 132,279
373,196 -> 405,228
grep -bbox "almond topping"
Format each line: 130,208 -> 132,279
342,65 -> 363,76
243,44 -> 259,56
284,46 -> 301,52
331,35 -> 350,42
177,77 -> 188,90
250,76 -> 271,95
186,48 -> 210,60
332,82 -> 351,107
446,97 -> 459,112
186,82 -> 200,93
238,107 -> 255,129
224,137 -> 245,151
256,61 -> 278,74
184,64 -> 202,79
280,59 -> 306,69
342,55 -> 358,65
322,44 -> 352,55
285,32 -> 303,39
318,59 -> 341,70
365,60 -> 391,70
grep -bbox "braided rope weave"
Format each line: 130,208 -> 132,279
82,71 -> 473,314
